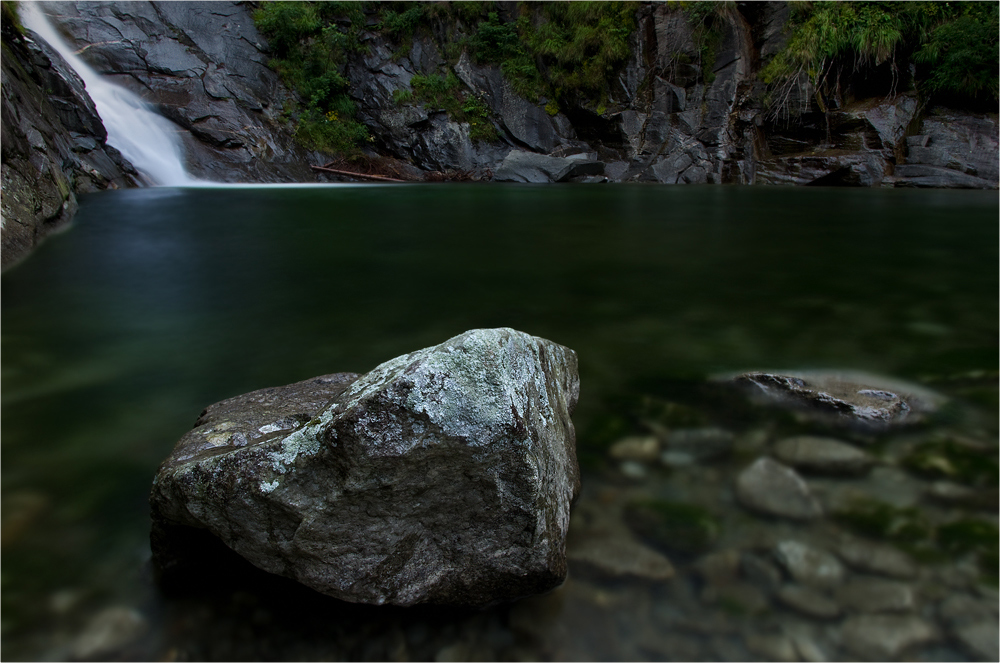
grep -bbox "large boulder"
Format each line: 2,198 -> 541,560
494,151 -> 604,183
151,328 -> 581,607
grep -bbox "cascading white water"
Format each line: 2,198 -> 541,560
21,3 -> 194,186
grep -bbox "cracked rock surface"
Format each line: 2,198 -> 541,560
151,328 -> 581,607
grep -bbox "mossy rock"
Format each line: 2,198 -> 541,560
623,499 -> 719,557
937,518 -> 999,583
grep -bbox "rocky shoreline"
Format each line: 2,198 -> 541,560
3,1 -> 997,269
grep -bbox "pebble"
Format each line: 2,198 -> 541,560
694,549 -> 741,586
835,577 -> 915,613
701,581 -> 769,615
735,457 -> 823,520
71,606 -> 148,661
659,450 -> 695,467
744,633 -> 798,662
662,427 -> 734,461
840,614 -> 937,660
774,540 -> 844,588
618,460 -> 648,479
954,621 -> 1000,662
788,633 -> 828,662
926,481 -> 998,511
567,536 -> 674,582
772,436 -> 874,475
835,535 -> 918,579
608,435 -> 660,462
776,584 -> 840,619
937,593 -> 998,627
741,552 -> 783,593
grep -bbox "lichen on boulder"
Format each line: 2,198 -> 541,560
150,328 -> 581,607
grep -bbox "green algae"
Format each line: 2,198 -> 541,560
903,439 -> 999,487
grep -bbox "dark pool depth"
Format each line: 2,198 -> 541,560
2,184 -> 997,661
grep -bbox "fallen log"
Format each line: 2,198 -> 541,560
311,165 -> 407,183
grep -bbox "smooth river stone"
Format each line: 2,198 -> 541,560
150,328 -> 581,607
772,436 -> 874,475
735,457 -> 823,520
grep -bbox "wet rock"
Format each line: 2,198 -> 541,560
71,606 -> 148,660
694,549 -> 741,586
744,633 -> 798,662
773,541 -> 844,588
608,436 -> 659,462
835,578 -> 915,613
2,21 -> 137,268
728,370 -> 943,429
772,436 -> 874,475
757,150 -> 888,187
151,328 -> 581,607
741,552 -> 783,593
662,427 -> 734,462
840,614 -> 937,661
567,536 -> 674,582
954,621 -> 1000,662
895,112 -> 999,189
835,535 -> 918,579
701,582 -> 769,615
937,593 -> 999,628
926,481 -> 998,511
493,150 -> 604,183
735,457 -> 823,520
776,584 -> 840,619
48,1 -> 315,183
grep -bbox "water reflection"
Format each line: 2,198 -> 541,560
1,185 -> 996,661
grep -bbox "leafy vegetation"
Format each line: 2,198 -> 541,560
761,1 -> 999,117
1,0 -> 21,36
471,3 -> 638,105
253,2 -> 370,156
399,72 -> 498,142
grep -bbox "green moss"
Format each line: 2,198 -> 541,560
903,440 -> 999,487
938,518 -> 999,584
623,499 -> 719,556
2,0 -> 21,34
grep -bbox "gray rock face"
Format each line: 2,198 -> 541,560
895,112 -> 999,189
46,1 -> 315,183
1,27 -> 137,269
494,151 -> 605,183
772,436 -> 873,475
735,457 -> 823,520
151,329 -> 581,607
730,370 -> 943,429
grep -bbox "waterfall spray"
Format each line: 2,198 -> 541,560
21,4 -> 194,186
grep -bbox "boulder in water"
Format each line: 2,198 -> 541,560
150,328 -> 581,607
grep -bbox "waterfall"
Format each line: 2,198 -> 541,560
21,4 -> 194,186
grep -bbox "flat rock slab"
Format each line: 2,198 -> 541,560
725,370 -> 944,429
151,328 -> 581,607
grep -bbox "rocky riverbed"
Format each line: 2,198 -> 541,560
17,365 -> 996,662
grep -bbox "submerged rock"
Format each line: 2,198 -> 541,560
840,614 -> 938,660
772,436 -> 874,475
735,457 -> 823,520
151,328 -> 581,607
727,370 -> 944,429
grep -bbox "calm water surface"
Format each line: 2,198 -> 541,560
2,184 -> 997,661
